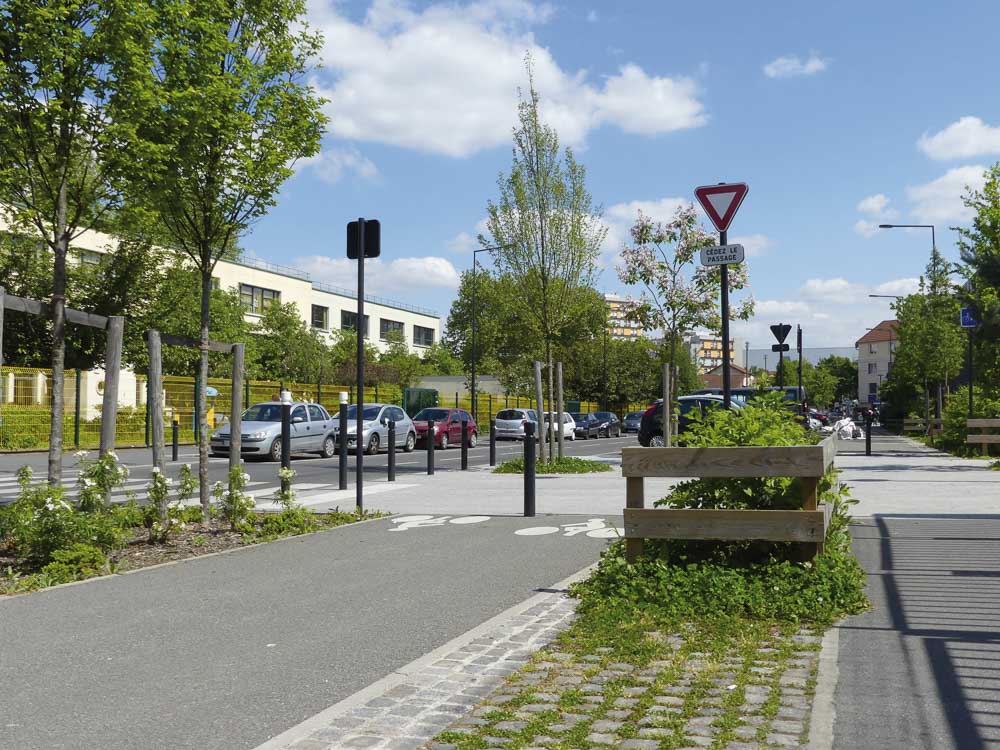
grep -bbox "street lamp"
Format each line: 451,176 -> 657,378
471,244 -> 509,421
878,223 -> 936,250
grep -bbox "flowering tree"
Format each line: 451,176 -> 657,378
617,205 -> 753,442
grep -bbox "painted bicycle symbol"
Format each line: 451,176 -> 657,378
514,518 -> 623,539
389,515 -> 491,531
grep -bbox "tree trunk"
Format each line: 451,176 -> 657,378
534,360 -> 545,464
48,183 -> 69,486
546,341 -> 554,461
199,270 -> 212,512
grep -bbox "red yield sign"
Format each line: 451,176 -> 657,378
694,182 -> 749,233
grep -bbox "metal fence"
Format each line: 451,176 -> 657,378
0,366 -> 653,452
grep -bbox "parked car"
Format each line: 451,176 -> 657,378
543,411 -> 576,441
570,412 -> 601,439
623,411 -> 643,433
211,401 -> 338,461
593,411 -> 622,438
494,408 -> 540,440
638,395 -> 742,447
337,403 -> 417,455
411,407 -> 478,449
809,408 -> 829,426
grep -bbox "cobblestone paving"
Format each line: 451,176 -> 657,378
426,628 -> 822,750
280,591 -> 579,750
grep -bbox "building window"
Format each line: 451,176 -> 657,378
341,310 -> 370,337
869,343 -> 876,354
868,362 -> 877,374
211,277 -> 221,290
869,382 -> 878,395
413,325 -> 435,347
239,284 -> 280,314
380,318 -> 404,341
78,250 -> 103,266
311,305 -> 328,329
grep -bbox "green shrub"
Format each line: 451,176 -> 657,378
935,386 -> 1000,455
493,457 -> 612,474
217,465 -> 255,532
39,544 -> 108,585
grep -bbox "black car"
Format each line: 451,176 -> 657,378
593,411 -> 621,438
570,412 -> 602,439
638,395 -> 741,446
623,411 -> 643,433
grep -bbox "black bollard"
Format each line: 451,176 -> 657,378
388,420 -> 396,482
489,419 -> 496,467
461,420 -> 469,470
280,399 -> 291,492
338,400 -> 348,490
865,412 -> 872,456
523,421 -> 536,517
427,419 -> 435,475
172,419 -> 179,462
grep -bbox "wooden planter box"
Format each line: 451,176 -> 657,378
967,419 -> 1000,456
621,435 -> 837,562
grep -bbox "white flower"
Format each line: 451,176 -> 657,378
82,478 -> 93,487
107,450 -> 118,460
184,463 -> 191,471
74,450 -> 89,458
151,467 -> 161,475
241,473 -> 251,483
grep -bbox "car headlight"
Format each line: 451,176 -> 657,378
249,430 -> 268,441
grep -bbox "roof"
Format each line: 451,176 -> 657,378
703,363 -> 749,375
856,320 -> 899,346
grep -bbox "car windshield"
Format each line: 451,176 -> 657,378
497,410 -> 525,420
414,408 -> 450,421
626,412 -> 641,419
570,413 -> 586,421
595,412 -> 611,420
243,404 -> 282,422
346,405 -> 382,420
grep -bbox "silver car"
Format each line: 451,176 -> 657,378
494,408 -> 539,440
337,403 -> 417,455
210,401 -> 338,461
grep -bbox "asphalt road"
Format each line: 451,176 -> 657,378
0,512 -> 615,750
0,433 -> 639,506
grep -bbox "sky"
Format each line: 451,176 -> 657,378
241,0 -> 1000,348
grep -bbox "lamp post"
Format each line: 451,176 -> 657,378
878,223 -> 935,250
470,244 -> 510,423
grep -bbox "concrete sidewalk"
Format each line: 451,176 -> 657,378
830,431 -> 1000,749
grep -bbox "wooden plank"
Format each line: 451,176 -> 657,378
625,476 -> 645,563
621,444 -> 827,479
967,419 -> 1000,429
800,477 -> 819,511
64,307 -> 109,329
4,293 -> 45,316
624,507 -> 827,543
159,332 -> 233,353
967,435 -> 1000,444
819,435 -> 837,473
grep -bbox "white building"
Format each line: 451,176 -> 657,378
604,294 -> 644,341
856,320 -> 897,403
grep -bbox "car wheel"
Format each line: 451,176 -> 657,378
468,431 -> 478,448
440,432 -> 449,451
403,432 -> 416,452
269,438 -> 282,461
649,434 -> 665,448
366,433 -> 380,455
320,435 -> 336,458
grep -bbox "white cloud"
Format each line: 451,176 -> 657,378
853,219 -> 879,238
763,53 -> 828,79
298,146 -> 378,184
586,9 -> 597,22
853,193 -> 898,237
906,165 -> 987,223
730,233 -> 770,257
308,0 -> 706,157
856,194 -> 890,216
730,275 -> 918,347
918,116 -> 1000,160
294,253 -> 461,295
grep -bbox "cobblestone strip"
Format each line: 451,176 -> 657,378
425,628 -> 823,750
257,588 -> 582,750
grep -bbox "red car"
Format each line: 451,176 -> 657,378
411,407 -> 479,449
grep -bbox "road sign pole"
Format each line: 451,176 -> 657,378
356,218 -> 365,516
797,326 -> 803,408
720,229 -> 731,410
969,328 -> 974,418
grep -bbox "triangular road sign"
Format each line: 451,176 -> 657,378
770,323 -> 792,343
694,182 -> 749,233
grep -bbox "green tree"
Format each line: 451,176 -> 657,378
617,205 -> 753,443
816,355 -> 857,403
253,302 -> 336,384
0,0 -> 142,483
120,0 -> 326,509
483,58 -> 606,460
379,330 -> 425,389
421,342 -> 464,376
956,163 -> 1000,399
799,359 -> 836,408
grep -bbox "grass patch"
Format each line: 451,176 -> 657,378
493,456 -> 612,474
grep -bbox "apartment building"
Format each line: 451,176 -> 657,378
856,320 -> 897,403
683,331 -> 746,374
604,294 -> 644,341
0,216 -> 441,355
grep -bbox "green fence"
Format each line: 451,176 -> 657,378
0,365 -> 653,452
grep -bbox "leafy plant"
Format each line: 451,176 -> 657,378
40,544 -> 108,585
493,456 -> 612,474
75,451 -> 130,512
217,466 -> 255,532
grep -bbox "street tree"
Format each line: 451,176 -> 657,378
816,355 -> 857,403
421,342 -> 464,376
483,58 -> 606,460
253,302 -> 336,385
0,0 -> 142,483
617,205 -> 753,443
120,0 -> 326,510
379,330 -> 425,390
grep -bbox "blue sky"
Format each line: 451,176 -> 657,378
242,0 -> 1000,347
